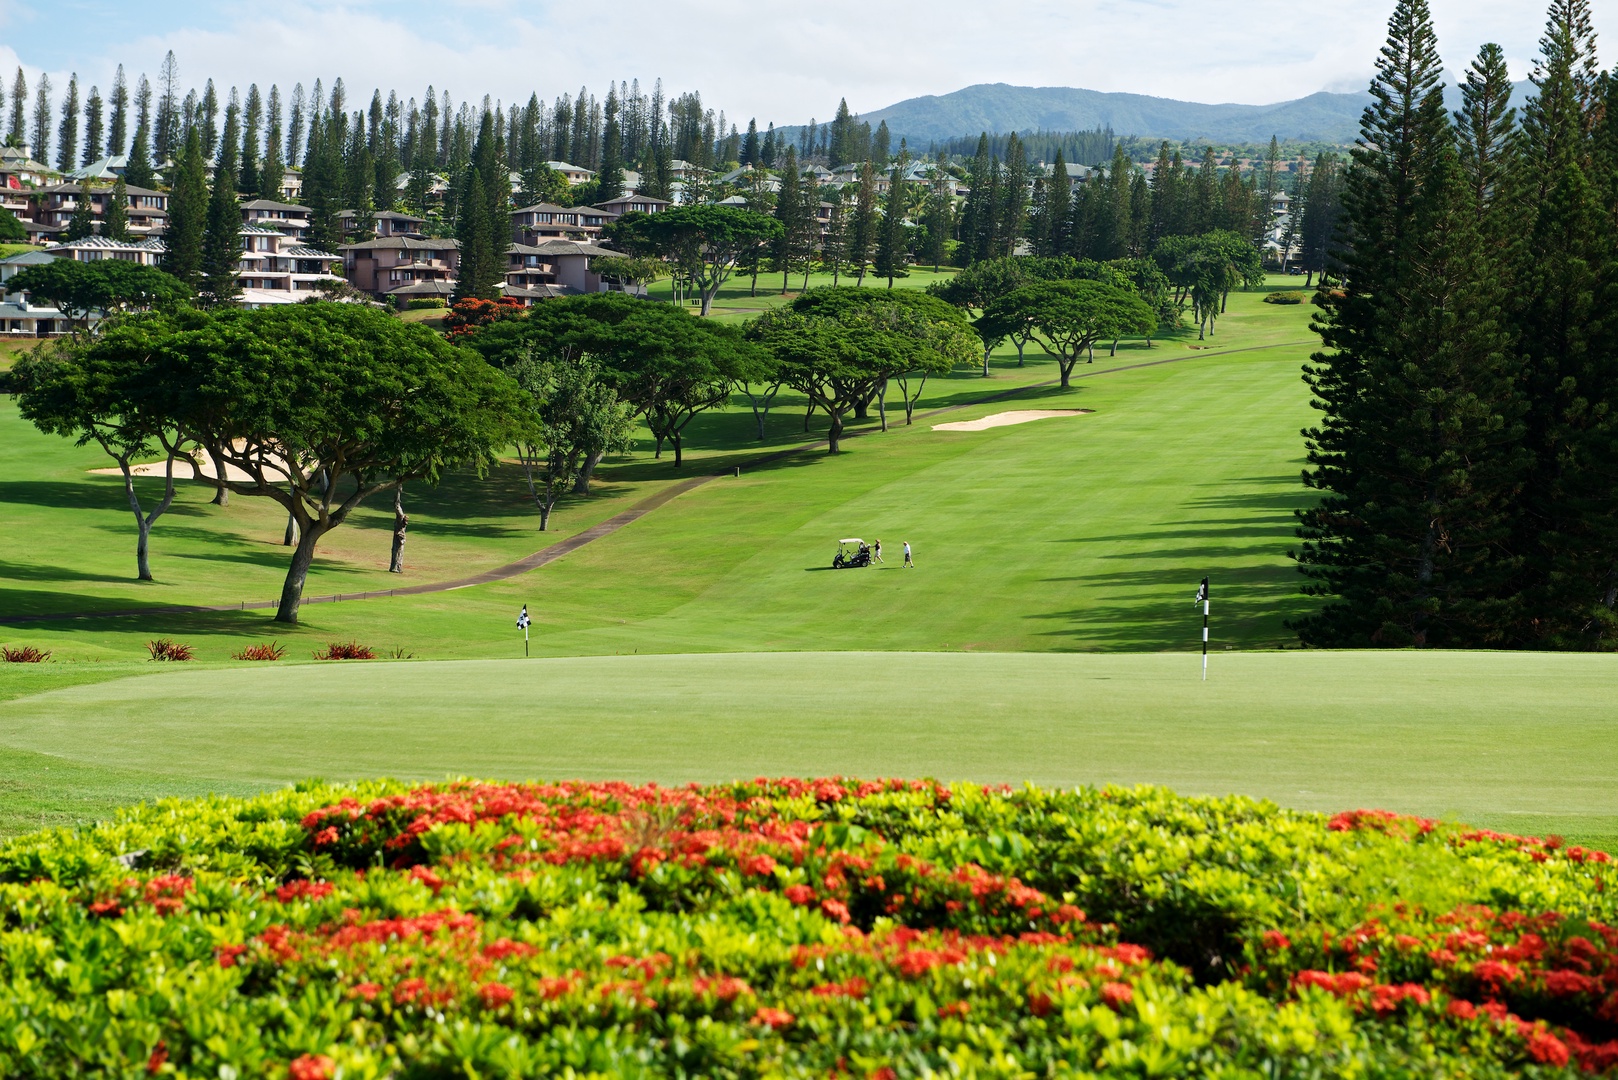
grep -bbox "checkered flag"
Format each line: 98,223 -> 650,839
517,606 -> 531,630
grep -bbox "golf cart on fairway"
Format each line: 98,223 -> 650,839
833,539 -> 872,569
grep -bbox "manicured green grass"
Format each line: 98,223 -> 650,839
2,284 -> 1303,662
10,280 -> 1598,852
1,651 -> 1613,848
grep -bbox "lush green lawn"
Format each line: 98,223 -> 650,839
8,281 -> 1604,851
0,283 -> 1314,661
1,651 -> 1613,848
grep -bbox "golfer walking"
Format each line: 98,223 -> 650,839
873,539 -> 884,563
903,541 -> 914,567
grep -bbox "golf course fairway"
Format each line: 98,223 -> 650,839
1,650 -> 1612,846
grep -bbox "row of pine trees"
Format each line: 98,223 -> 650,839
1295,0 -> 1618,649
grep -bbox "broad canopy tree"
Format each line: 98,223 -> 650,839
473,292 -> 771,468
746,288 -> 977,450
11,321 -> 198,581
5,259 -> 191,330
607,205 -> 782,316
978,280 -> 1157,388
54,303 -> 527,624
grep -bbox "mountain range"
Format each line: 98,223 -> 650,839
854,81 -> 1536,146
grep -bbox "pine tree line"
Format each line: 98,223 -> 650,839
1293,0 -> 1618,650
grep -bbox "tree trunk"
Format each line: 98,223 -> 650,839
209,447 -> 229,506
539,501 -> 552,531
877,381 -> 888,432
1016,338 -> 1025,367
573,450 -> 604,494
283,510 -> 298,546
699,288 -> 714,316
982,345 -> 991,377
854,394 -> 869,421
672,431 -> 683,467
274,521 -> 324,624
827,411 -> 843,453
1060,359 -> 1075,389
1109,337 -> 1119,357
136,517 -> 154,581
389,488 -> 407,574
804,400 -> 815,432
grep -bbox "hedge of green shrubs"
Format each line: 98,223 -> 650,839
1262,289 -> 1312,305
1,780 -> 1614,1077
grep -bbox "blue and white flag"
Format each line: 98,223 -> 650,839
517,605 -> 531,630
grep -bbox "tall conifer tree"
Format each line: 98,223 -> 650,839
103,175 -> 131,242
201,100 -> 243,305
1293,0 -> 1530,647
163,126 -> 209,289
108,66 -> 128,156
1502,0 -> 1618,645
83,84 -> 103,165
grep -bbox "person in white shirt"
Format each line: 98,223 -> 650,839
902,541 -> 914,567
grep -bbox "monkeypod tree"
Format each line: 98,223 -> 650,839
606,205 -> 781,315
10,319 -> 201,580
746,288 -> 977,450
472,293 -> 772,469
979,280 -> 1156,388
168,302 -> 528,623
4,259 -> 191,331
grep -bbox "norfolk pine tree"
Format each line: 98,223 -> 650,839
162,127 -> 209,290
874,152 -> 909,287
1292,0 -> 1529,648
200,100 -> 243,306
1502,0 -> 1618,646
849,161 -> 879,284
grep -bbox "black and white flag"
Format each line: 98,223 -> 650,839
517,606 -> 531,630
1193,578 -> 1209,605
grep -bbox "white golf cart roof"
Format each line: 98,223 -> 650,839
839,538 -> 864,545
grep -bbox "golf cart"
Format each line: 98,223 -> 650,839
833,538 -> 872,569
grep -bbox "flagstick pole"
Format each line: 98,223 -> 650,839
525,624 -> 530,658
1202,599 -> 1209,681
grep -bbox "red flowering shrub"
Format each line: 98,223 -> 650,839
2,780 -> 1615,1075
442,296 -> 523,339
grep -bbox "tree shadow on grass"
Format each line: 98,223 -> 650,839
1027,564 -> 1311,650
0,560 -> 136,586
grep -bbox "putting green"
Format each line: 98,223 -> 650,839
2,650 -> 1613,844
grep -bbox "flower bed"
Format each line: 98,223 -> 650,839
0,780 -> 1613,1077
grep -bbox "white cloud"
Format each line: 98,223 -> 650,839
4,0 -> 1614,132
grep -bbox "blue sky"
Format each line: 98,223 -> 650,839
1,0 -> 1609,126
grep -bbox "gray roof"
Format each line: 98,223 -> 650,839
511,240 -> 615,258
0,250 -> 57,266
286,246 -> 340,259
386,280 -> 457,296
241,199 -> 312,213
340,236 -> 460,252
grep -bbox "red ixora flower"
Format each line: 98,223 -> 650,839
288,1054 -> 335,1080
146,1040 -> 167,1075
479,982 -> 515,1008
783,884 -> 815,905
752,1006 -> 794,1029
1100,982 -> 1135,1009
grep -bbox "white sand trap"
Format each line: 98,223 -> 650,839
90,458 -> 259,483
932,409 -> 1093,432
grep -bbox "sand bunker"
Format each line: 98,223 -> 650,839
933,409 -> 1093,432
90,456 -> 280,484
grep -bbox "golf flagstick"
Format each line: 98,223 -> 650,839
1194,578 -> 1209,680
517,604 -> 531,657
